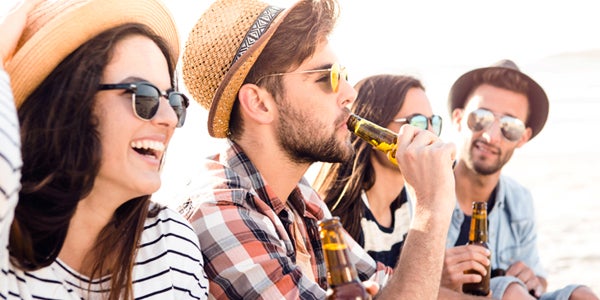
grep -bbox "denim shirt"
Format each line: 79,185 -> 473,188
446,175 -> 547,278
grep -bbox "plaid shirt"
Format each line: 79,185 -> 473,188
179,140 -> 391,299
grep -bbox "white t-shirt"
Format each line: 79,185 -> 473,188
0,69 -> 209,299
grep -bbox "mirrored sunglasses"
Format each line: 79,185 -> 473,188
256,62 -> 348,93
394,114 -> 443,136
98,82 -> 189,127
467,108 -> 525,142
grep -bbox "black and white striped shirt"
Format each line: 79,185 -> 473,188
0,69 -> 209,299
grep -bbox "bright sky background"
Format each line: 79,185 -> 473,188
154,0 -> 600,203
3,0 -> 599,202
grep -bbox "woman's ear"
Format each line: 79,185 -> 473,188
237,83 -> 276,125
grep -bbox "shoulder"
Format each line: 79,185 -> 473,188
497,175 -> 535,218
142,204 -> 200,251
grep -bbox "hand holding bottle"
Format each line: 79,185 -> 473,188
441,245 -> 491,292
394,123 -> 456,218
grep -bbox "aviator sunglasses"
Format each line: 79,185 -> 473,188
256,62 -> 348,93
98,82 -> 189,127
394,114 -> 443,136
467,108 -> 525,142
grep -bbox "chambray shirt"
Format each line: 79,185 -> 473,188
178,140 -> 391,300
446,175 -> 548,295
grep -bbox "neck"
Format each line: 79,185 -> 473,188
235,134 -> 309,203
58,190 -> 122,275
365,155 -> 405,227
454,161 -> 500,215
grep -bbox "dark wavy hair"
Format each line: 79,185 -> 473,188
10,23 -> 175,300
229,0 -> 340,140
314,74 -> 424,240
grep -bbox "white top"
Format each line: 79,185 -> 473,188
0,69 -> 209,299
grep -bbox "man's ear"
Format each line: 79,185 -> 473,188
516,127 -> 532,148
237,83 -> 276,125
452,108 -> 464,131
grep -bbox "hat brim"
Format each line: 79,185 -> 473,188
206,5 -> 296,138
6,0 -> 179,107
448,66 -> 549,139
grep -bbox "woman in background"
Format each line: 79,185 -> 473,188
314,74 -> 442,268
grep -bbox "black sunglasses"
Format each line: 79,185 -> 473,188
467,108 -> 525,142
394,114 -> 443,136
98,82 -> 189,127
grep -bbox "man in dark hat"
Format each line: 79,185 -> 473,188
442,60 -> 597,299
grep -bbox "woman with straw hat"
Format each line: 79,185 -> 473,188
0,0 -> 208,299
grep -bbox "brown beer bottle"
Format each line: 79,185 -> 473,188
319,217 -> 370,300
346,113 -> 398,166
462,201 -> 491,296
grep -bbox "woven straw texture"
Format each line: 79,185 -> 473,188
182,0 -> 293,138
6,0 -> 179,108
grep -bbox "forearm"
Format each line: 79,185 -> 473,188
377,207 -> 452,299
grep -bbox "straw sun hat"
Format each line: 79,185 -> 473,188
183,0 -> 301,138
448,59 -> 549,139
5,0 -> 180,108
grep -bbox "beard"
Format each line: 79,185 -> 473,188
466,139 -> 514,175
275,99 -> 354,164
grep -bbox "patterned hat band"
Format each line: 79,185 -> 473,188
232,6 -> 284,66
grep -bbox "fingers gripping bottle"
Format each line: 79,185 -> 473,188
319,217 -> 370,300
462,201 -> 491,296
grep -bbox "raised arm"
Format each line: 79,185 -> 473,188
377,125 -> 456,299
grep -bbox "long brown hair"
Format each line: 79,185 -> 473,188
10,23 -> 175,300
314,74 -> 424,240
229,0 -> 340,140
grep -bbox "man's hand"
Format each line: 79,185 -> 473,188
506,261 -> 545,298
441,245 -> 491,291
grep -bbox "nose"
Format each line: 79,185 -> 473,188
338,77 -> 357,108
481,118 -> 502,143
153,97 -> 178,128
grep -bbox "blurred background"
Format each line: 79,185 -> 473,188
158,0 -> 600,294
4,0 -> 598,294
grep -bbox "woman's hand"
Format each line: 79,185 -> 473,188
1,0 -> 43,66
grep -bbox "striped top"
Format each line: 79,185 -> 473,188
0,69 -> 209,299
359,189 -> 410,268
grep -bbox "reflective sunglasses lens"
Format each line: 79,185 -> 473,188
500,117 -> 525,141
134,84 -> 160,120
432,115 -> 443,136
409,115 -> 429,131
330,63 -> 340,93
169,93 -> 188,127
467,109 -> 494,132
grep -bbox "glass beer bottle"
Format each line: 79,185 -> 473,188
462,201 -> 491,296
319,217 -> 370,300
346,113 -> 398,166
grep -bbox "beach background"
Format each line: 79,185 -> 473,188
3,0 -> 593,294
149,0 -> 600,294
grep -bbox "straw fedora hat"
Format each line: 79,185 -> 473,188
448,59 -> 549,139
182,0 -> 300,138
5,0 -> 179,108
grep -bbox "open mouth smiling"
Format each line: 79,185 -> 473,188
131,140 -> 165,160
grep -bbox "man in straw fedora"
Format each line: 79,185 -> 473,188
177,0 -> 469,298
1,0 -> 207,298
442,59 -> 598,299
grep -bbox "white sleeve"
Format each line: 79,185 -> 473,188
0,67 -> 23,293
